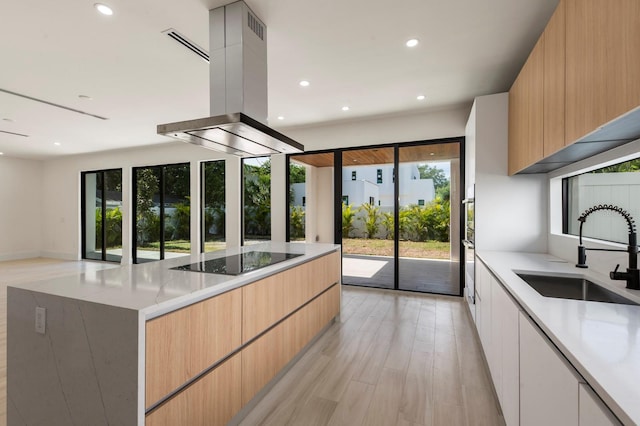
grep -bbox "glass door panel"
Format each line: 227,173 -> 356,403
103,169 -> 123,262
397,143 -> 461,295
341,147 -> 395,289
135,167 -> 161,263
84,172 -> 103,261
163,163 -> 190,258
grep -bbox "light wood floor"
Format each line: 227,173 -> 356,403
0,258 -> 119,426
240,286 -> 504,426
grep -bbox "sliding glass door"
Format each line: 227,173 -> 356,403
338,140 -> 462,295
397,144 -> 460,295
340,147 -> 395,289
133,163 -> 190,263
81,169 -> 122,262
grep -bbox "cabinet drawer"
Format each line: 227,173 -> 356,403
146,353 -> 242,426
145,288 -> 242,408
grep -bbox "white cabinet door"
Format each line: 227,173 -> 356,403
489,278 -> 503,397
476,259 -> 492,353
578,383 -> 621,426
494,280 -> 519,426
520,312 -> 580,426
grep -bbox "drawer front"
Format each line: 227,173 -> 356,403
145,288 -> 242,408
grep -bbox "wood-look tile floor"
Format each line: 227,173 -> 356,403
240,286 -> 505,426
0,258 -> 119,426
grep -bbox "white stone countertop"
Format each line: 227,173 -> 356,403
477,251 -> 640,426
8,242 -> 340,320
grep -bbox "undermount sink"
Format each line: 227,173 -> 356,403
516,273 -> 638,306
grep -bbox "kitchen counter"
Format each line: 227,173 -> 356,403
478,251 -> 640,425
7,242 -> 341,426
9,242 -> 339,319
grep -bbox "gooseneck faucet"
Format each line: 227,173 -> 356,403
576,204 -> 639,290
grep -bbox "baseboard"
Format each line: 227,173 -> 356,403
0,251 -> 42,262
39,251 -> 79,261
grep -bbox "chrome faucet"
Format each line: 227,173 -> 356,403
576,204 -> 639,290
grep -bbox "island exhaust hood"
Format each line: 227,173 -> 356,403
157,1 -> 304,157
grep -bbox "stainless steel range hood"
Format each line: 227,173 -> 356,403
157,1 -> 303,157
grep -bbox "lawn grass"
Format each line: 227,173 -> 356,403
342,238 -> 450,259
140,238 -> 450,259
139,240 -> 226,253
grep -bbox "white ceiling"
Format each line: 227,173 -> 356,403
0,0 -> 558,160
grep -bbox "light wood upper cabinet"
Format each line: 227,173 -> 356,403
543,0 -> 566,157
508,34 -> 544,175
565,0 -> 640,144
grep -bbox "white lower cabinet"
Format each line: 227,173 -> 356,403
519,312 -> 580,426
493,280 -> 519,426
475,259 -> 519,426
578,383 -> 621,426
475,258 -> 623,426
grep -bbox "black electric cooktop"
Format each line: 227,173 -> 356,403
171,251 -> 303,276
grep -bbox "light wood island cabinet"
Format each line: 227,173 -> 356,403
145,249 -> 341,425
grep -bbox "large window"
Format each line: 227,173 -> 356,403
564,157 -> 640,244
81,169 -> 122,262
202,160 -> 225,252
243,156 -> 271,245
133,163 -> 190,263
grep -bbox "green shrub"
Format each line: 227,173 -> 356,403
290,206 -> 305,239
358,203 -> 381,239
342,203 -> 356,238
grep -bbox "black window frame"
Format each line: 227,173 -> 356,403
81,168 -> 123,263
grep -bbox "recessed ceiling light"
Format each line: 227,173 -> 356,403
342,106 -> 350,111
430,152 -> 435,156
78,95 -> 93,100
299,80 -> 310,87
0,152 -> 4,156
53,142 -> 61,146
406,38 -> 419,47
417,95 -> 425,101
94,3 -> 113,16
277,116 -> 284,120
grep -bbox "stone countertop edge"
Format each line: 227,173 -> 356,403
6,242 -> 341,321
477,250 -> 640,426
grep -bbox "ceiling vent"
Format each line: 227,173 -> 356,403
162,28 -> 209,62
0,129 -> 28,138
0,88 -> 108,120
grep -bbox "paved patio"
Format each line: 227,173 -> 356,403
342,254 -> 460,295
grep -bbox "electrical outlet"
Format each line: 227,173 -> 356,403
35,307 -> 46,334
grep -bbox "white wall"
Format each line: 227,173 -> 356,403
548,139 -> 640,277
471,93 -> 548,252
0,156 -> 43,260
283,105 -> 469,151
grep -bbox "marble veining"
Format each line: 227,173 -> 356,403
8,288 -> 138,426
478,250 -> 640,425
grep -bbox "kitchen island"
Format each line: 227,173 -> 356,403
7,242 -> 341,426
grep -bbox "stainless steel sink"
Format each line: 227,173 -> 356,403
516,273 -> 638,306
